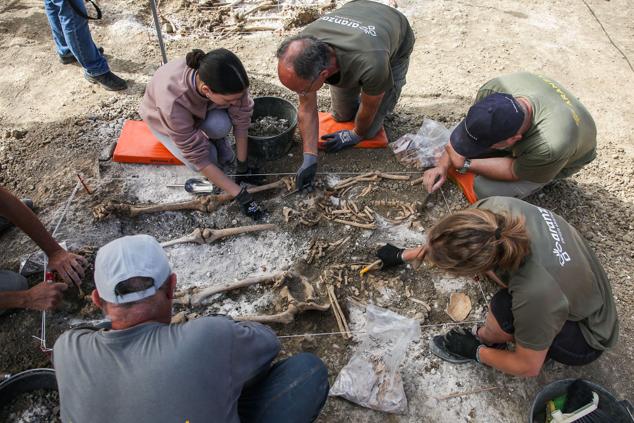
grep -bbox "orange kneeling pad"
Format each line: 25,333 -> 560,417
317,112 -> 388,150
113,120 -> 183,165
447,166 -> 478,204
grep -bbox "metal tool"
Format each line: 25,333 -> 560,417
167,178 -> 215,194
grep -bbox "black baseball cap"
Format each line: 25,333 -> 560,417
450,93 -> 525,158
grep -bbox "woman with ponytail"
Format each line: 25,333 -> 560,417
376,196 -> 618,377
140,48 -> 265,220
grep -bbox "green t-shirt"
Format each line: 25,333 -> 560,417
475,73 -> 597,183
473,196 -> 618,351
301,0 -> 414,96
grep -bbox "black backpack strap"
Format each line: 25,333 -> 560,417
66,0 -> 102,20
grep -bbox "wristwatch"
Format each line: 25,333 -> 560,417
456,158 -> 472,174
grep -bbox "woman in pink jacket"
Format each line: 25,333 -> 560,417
140,48 -> 265,220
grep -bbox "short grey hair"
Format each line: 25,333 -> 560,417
276,35 -> 330,80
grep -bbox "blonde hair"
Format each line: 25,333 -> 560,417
426,209 -> 531,276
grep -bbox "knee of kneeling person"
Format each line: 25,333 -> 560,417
290,353 -> 329,388
201,109 -> 232,139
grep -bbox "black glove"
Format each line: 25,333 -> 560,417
296,153 -> 317,192
377,244 -> 405,268
234,186 -> 267,221
321,129 -> 362,153
443,328 -> 482,361
234,161 -> 265,185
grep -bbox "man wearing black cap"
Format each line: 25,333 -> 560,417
422,72 -> 597,203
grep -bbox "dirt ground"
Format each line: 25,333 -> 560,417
1,0 -> 633,421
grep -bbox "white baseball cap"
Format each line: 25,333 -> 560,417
94,235 -> 172,304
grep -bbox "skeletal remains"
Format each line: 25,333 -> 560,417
93,178 -> 292,220
176,271 -> 330,325
160,223 -> 275,247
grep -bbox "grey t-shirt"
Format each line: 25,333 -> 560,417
53,317 -> 280,423
301,0 -> 415,95
474,197 -> 618,351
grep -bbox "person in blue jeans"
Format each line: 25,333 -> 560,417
54,235 -> 329,423
44,0 -> 127,91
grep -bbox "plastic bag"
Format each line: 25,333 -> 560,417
389,118 -> 451,169
329,304 -> 421,414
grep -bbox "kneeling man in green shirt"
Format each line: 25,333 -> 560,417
376,197 -> 618,377
276,0 -> 415,191
423,73 -> 597,203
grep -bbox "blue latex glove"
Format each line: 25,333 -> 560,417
296,153 -> 318,192
321,129 -> 362,153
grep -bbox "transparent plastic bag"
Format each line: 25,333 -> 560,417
390,118 -> 451,169
329,304 -> 421,414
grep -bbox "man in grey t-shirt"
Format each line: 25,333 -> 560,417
53,235 -> 328,423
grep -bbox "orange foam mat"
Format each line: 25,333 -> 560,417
317,112 -> 389,150
113,120 -> 183,165
447,166 -> 478,204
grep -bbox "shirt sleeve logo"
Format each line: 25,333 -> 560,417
319,16 -> 378,37
537,207 -> 571,267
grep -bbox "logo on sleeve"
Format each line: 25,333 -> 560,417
537,207 -> 571,266
319,16 -> 377,36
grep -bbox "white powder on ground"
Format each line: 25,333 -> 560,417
165,230 -> 301,289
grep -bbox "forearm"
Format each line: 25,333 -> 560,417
353,103 -> 378,138
436,151 -> 451,170
354,93 -> 383,138
200,164 -> 241,197
0,188 -> 62,257
479,347 -> 541,377
235,133 -> 248,163
298,95 -> 319,155
0,291 -> 28,310
469,158 -> 519,181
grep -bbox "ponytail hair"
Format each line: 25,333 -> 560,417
185,48 -> 249,95
426,209 -> 531,276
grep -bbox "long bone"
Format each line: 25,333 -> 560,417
161,224 -> 275,247
236,280 -> 330,324
190,271 -> 287,305
93,178 -> 292,220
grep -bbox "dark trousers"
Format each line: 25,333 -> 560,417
238,353 -> 329,423
490,289 -> 603,366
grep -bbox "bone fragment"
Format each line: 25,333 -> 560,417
191,271 -> 286,305
333,219 -> 376,229
161,224 -> 275,247
236,301 -> 330,324
409,297 -> 432,312
410,175 -> 425,186
376,172 -> 410,181
327,285 -> 351,339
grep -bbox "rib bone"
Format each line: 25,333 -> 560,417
161,224 -> 275,247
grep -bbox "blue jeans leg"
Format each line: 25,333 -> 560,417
44,0 -> 109,76
238,352 -> 329,423
0,270 -> 28,315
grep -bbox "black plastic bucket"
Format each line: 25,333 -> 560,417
0,368 -> 57,409
248,96 -> 298,161
529,378 -> 633,423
